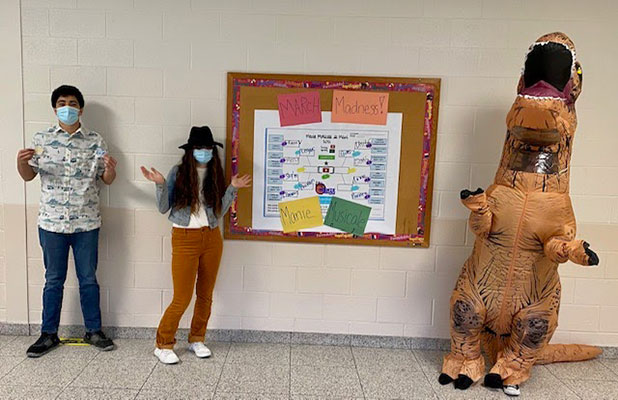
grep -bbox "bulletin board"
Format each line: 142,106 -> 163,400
224,72 -> 440,247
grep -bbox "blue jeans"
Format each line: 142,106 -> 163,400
39,228 -> 102,334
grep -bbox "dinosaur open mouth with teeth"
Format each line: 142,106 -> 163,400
520,41 -> 575,101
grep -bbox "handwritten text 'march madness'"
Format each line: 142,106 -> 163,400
331,90 -> 389,125
277,91 -> 322,126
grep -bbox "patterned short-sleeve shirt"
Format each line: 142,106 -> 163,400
29,125 -> 107,234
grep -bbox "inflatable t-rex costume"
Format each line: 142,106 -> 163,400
439,32 -> 602,394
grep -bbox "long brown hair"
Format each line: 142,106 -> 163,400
173,146 -> 226,216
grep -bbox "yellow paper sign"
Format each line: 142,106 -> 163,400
278,197 -> 323,233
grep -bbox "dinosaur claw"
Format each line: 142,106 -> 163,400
460,188 -> 484,200
438,373 -> 454,385
454,374 -> 474,390
585,244 -> 599,266
484,373 -> 503,389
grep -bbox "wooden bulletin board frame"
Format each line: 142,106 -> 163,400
224,72 -> 440,247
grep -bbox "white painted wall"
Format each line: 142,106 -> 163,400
0,0 -> 28,324
3,0 -> 618,345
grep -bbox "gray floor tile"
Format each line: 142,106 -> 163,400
0,356 -> 89,387
0,384 -> 63,400
174,341 -> 230,363
563,379 -> 618,399
292,396 -> 361,400
413,350 -> 446,374
95,338 -> 156,360
216,394 -> 290,399
0,356 -> 25,378
0,335 -> 17,348
599,358 -> 618,377
217,363 -> 290,394
0,335 -> 36,357
546,359 -> 618,381
137,388 -> 214,400
291,397 -> 361,400
143,361 -> 222,390
57,387 -> 139,400
291,344 -> 354,367
353,346 -> 420,371
70,358 -> 156,390
291,365 -> 363,397
226,342 -> 290,365
515,365 -> 579,400
357,366 -> 437,399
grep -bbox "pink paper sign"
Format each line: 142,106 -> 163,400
277,91 -> 322,127
331,90 -> 389,125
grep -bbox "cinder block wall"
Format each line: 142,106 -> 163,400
3,0 -> 617,345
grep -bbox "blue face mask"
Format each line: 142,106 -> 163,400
193,148 -> 213,164
56,106 -> 80,125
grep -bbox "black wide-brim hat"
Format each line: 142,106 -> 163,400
179,126 -> 223,150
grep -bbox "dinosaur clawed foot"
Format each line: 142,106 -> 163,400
441,353 -> 484,391
454,374 -> 474,390
438,373 -> 454,385
437,373 -> 474,390
484,373 -> 503,389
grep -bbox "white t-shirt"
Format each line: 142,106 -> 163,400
173,166 -> 209,228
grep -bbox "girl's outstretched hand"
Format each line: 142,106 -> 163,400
140,166 -> 165,184
231,174 -> 252,189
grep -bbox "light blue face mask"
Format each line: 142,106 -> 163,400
56,106 -> 80,125
193,148 -> 213,164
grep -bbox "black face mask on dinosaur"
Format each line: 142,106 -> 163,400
520,41 -> 574,102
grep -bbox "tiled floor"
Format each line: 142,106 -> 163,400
0,335 -> 617,399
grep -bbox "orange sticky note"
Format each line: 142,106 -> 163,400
278,197 -> 323,233
331,90 -> 389,125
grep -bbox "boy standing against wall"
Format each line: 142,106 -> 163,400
17,85 -> 117,357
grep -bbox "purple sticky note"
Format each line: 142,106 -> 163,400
277,91 -> 322,127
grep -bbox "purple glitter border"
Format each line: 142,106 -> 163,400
228,77 -> 436,245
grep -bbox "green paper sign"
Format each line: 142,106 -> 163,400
324,197 -> 371,236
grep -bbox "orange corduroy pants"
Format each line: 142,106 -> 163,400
156,226 -> 223,349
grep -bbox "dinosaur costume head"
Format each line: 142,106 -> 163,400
497,32 -> 583,191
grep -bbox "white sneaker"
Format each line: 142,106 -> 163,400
154,348 -> 179,364
188,342 -> 212,358
503,385 -> 521,397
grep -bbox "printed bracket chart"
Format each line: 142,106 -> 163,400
252,110 -> 402,235
225,73 -> 440,247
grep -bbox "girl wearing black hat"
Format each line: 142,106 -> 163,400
141,126 -> 251,364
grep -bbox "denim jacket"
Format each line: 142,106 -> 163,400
155,165 -> 238,228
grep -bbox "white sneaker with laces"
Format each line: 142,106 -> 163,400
154,348 -> 180,364
503,384 -> 521,396
188,342 -> 212,358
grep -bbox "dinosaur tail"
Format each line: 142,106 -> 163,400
535,343 -> 602,365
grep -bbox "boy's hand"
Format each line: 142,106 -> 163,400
17,148 -> 35,166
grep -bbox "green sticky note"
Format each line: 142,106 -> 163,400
324,197 -> 371,236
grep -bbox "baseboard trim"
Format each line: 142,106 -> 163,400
2,322 -> 617,358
